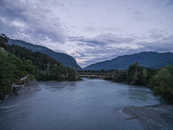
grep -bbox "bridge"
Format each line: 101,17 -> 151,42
80,74 -> 110,79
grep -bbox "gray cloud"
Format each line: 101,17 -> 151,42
0,0 -> 173,67
68,33 -> 173,67
68,34 -> 135,47
139,35 -> 173,52
0,0 -> 65,44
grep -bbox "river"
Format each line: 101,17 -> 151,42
0,78 -> 171,130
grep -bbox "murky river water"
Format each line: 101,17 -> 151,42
0,78 -> 162,130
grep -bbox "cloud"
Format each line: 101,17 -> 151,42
69,33 -> 135,46
139,35 -> 173,52
67,33 -> 143,67
0,0 -> 65,44
0,0 -> 173,67
67,32 -> 173,67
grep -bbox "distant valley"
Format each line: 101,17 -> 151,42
5,38 -> 173,71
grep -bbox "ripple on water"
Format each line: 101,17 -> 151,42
0,79 -> 166,130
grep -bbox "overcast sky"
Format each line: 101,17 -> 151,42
0,0 -> 173,67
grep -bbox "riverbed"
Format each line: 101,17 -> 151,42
0,78 -> 172,130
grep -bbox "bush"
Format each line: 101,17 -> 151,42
127,63 -> 150,85
149,66 -> 173,103
0,47 -> 35,99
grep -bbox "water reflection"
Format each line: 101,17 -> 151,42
41,81 -> 79,92
128,87 -> 152,101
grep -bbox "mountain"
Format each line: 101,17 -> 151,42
84,52 -> 173,70
8,39 -> 81,70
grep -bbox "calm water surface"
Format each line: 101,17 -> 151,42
0,78 -> 161,130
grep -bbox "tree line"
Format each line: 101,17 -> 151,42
0,35 -> 80,100
104,63 -> 173,104
80,62 -> 173,104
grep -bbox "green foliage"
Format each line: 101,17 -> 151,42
149,66 -> 173,103
127,62 -> 150,85
110,63 -> 173,103
4,44 -> 79,81
0,35 -> 79,100
0,47 -> 35,99
126,63 -> 173,103
0,35 -> 79,81
110,70 -> 127,82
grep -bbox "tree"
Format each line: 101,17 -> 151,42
149,66 -> 173,103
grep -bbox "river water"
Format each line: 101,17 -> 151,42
0,78 -> 162,130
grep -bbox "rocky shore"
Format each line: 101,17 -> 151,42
123,104 -> 173,130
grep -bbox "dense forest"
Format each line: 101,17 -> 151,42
0,35 -> 80,100
8,39 -> 81,70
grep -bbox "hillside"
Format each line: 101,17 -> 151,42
84,52 -> 173,70
0,35 -> 80,99
8,39 -> 81,70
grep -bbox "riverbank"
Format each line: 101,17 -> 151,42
0,80 -> 40,103
15,80 -> 40,95
123,104 -> 173,130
